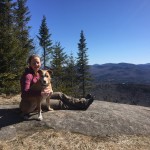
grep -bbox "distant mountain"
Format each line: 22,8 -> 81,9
89,63 -> 150,84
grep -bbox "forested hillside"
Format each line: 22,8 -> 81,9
89,63 -> 150,107
90,63 -> 150,84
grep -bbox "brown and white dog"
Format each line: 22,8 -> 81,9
30,69 -> 53,121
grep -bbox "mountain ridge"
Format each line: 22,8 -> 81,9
89,63 -> 150,84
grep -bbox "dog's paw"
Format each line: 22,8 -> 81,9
38,115 -> 43,121
48,107 -> 54,111
48,91 -> 53,97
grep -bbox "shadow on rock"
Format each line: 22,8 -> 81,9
0,107 -> 24,128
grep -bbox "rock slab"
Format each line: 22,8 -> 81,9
0,101 -> 150,140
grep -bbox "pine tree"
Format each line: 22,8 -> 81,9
37,15 -> 52,68
64,53 -> 78,96
0,0 -> 13,27
13,0 -> 34,71
0,0 -> 19,93
0,0 -> 32,93
0,0 -> 32,73
76,30 -> 90,97
0,0 -> 15,73
50,42 -> 68,91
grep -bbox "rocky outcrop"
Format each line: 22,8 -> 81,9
0,100 -> 150,140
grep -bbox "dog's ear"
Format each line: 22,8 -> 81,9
38,69 -> 43,75
47,69 -> 53,75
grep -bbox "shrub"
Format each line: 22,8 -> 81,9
0,73 -> 20,94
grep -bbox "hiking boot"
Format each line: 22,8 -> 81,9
85,94 -> 92,99
84,95 -> 95,109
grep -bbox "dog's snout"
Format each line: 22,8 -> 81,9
43,80 -> 46,84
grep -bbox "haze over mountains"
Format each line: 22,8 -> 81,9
90,63 -> 150,84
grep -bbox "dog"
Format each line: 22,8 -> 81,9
30,69 -> 53,121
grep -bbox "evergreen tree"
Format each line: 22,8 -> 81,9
37,15 -> 52,68
0,0 -> 32,73
0,0 -> 20,93
50,42 -> 67,91
0,0 -> 32,93
0,0 -> 15,73
76,30 -> 91,97
13,0 -> 34,71
64,53 -> 78,96
0,0 -> 14,28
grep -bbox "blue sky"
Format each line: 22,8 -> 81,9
27,0 -> 150,65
